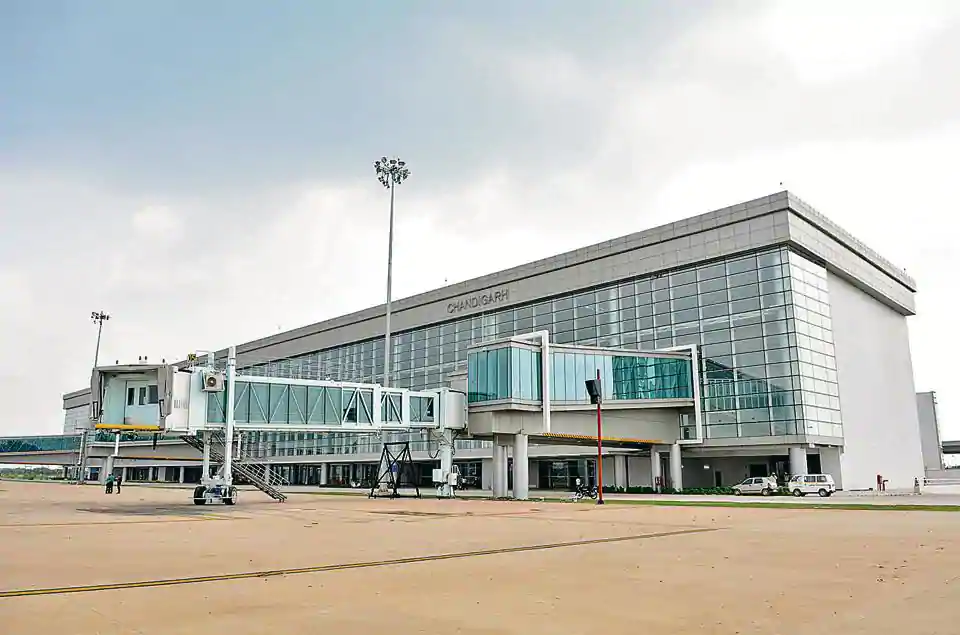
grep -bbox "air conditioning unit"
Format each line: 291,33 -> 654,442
201,370 -> 225,393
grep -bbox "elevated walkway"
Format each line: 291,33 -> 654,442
0,435 -> 82,465
0,435 -> 81,454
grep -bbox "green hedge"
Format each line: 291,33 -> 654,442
602,485 -> 787,496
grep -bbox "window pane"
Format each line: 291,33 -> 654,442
757,250 -> 782,267
727,256 -> 757,274
511,347 -> 521,399
497,348 -> 510,399
698,263 -> 726,281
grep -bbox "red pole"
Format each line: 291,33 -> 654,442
596,368 -> 604,505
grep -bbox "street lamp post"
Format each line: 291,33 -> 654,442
585,371 -> 605,505
78,311 -> 110,484
374,156 -> 410,387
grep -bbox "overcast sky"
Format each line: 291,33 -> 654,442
2,0 -> 958,443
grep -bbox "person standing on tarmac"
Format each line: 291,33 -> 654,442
115,474 -> 122,494
105,473 -> 114,494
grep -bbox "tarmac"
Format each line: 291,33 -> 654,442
2,479 -> 960,634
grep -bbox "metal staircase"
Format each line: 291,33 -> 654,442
181,432 -> 288,502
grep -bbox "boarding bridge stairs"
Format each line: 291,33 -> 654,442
180,431 -> 288,502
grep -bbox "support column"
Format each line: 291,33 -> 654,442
650,448 -> 662,492
103,455 -> 115,481
202,431 -> 211,480
614,454 -> 628,490
159,466 -> 167,482
669,443 -> 683,492
789,446 -> 809,477
492,440 -> 506,498
264,464 -> 271,486
437,428 -> 454,499
513,433 -> 529,500
499,441 -> 509,498
319,462 -> 328,486
178,466 -> 185,483
481,458 -> 493,490
819,447 -> 842,489
223,345 -> 237,485
76,429 -> 89,484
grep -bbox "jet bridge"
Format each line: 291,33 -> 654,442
90,347 -> 467,504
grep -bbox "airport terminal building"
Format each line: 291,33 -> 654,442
61,191 -> 926,491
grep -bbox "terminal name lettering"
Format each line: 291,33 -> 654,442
447,288 -> 510,314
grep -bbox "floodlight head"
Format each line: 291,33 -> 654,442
374,155 -> 411,189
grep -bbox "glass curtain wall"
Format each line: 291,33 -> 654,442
787,251 -> 842,437
230,245 -> 840,457
467,346 -> 692,404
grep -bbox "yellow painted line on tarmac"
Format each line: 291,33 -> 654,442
0,516 -> 231,529
0,527 -> 717,598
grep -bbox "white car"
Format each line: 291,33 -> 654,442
733,476 -> 778,496
788,474 -> 836,497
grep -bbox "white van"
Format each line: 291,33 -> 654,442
788,474 -> 836,497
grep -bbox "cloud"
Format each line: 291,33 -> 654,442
1,1 -> 958,441
757,0 -> 957,83
131,205 -> 183,240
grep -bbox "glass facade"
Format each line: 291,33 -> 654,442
467,346 -> 542,403
788,252 -> 842,437
609,356 -> 693,401
206,381 -> 436,427
467,345 -> 693,405
0,435 -> 82,453
222,245 -> 840,454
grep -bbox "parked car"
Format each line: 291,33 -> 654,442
788,474 -> 836,497
733,476 -> 778,496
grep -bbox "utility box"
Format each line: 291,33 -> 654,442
432,468 -> 445,484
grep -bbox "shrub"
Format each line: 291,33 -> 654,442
601,485 -> 739,495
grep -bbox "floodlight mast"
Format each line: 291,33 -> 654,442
78,311 -> 110,484
373,156 -> 410,388
91,311 -> 110,369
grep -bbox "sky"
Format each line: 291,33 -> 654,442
1,0 -> 958,444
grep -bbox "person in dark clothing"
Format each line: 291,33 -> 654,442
115,475 -> 122,494
105,474 -> 114,494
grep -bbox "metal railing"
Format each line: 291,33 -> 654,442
180,433 -> 287,502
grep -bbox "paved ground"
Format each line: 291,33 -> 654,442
2,480 -> 960,634
109,480 -> 960,505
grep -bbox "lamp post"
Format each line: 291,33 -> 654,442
78,311 -> 110,484
374,156 -> 410,387
585,370 -> 605,505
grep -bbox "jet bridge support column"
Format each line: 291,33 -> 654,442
202,431 -> 211,479
434,428 -> 455,499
